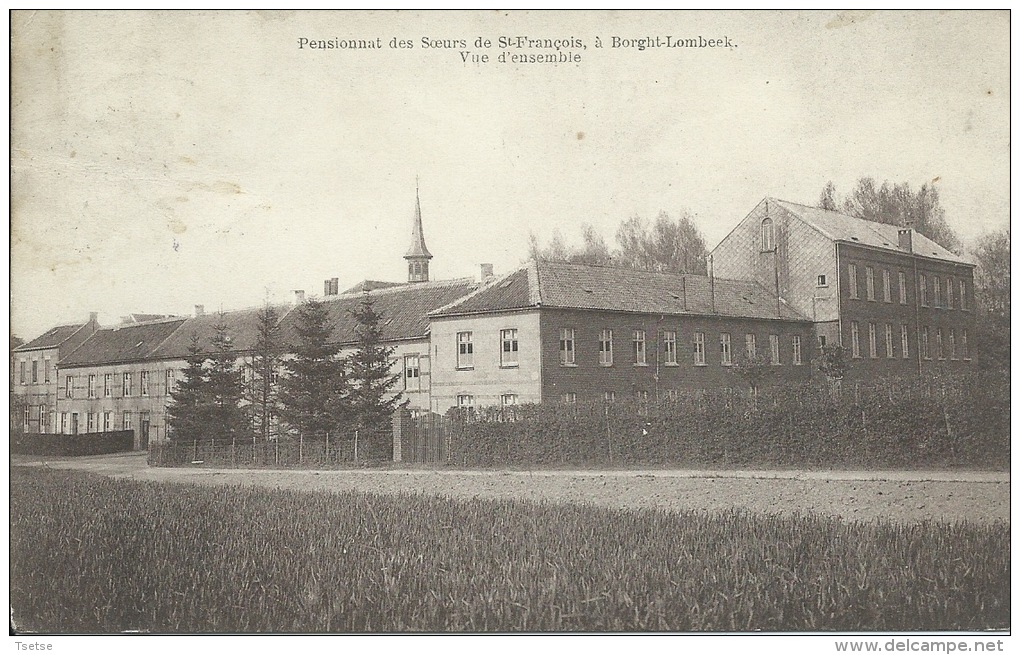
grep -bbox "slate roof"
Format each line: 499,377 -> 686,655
278,277 -> 479,347
149,307 -> 290,360
59,319 -> 188,367
343,280 -> 406,294
15,323 -> 88,351
405,192 -> 433,259
772,199 -> 971,265
431,261 -> 808,322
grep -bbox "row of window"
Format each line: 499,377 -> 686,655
456,329 -> 519,369
456,393 -> 517,408
65,370 -> 176,399
25,407 -> 149,435
846,264 -> 968,310
560,328 -> 802,367
848,322 -> 971,361
16,357 -> 52,385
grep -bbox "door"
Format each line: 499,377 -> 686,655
139,412 -> 150,449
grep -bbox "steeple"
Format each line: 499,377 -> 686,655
404,180 -> 432,282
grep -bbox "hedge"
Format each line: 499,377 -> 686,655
148,430 -> 391,468
443,372 -> 1010,469
12,430 -> 135,457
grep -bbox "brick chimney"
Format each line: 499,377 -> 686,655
897,228 -> 913,253
88,311 -> 99,323
194,304 -> 205,317
479,263 -> 494,282
324,278 -> 339,296
293,290 -> 306,305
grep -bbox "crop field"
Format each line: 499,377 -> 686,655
10,467 -> 1009,633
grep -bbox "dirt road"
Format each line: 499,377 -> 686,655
14,452 -> 1009,524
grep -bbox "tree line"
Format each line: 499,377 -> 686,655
165,293 -> 402,444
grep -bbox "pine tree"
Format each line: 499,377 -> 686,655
203,320 -> 247,442
348,293 -> 402,434
165,336 -> 210,442
278,297 -> 347,441
249,302 -> 283,442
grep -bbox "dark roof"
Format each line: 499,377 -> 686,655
772,199 -> 971,265
431,261 -> 808,322
121,313 -> 178,324
279,278 -> 478,347
149,307 -> 290,360
404,192 -> 433,259
15,323 -> 88,351
59,319 -> 188,367
343,280 -> 406,294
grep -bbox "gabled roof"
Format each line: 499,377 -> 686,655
148,306 -> 291,360
431,261 -> 809,322
59,318 -> 188,367
15,323 -> 88,351
279,277 -> 478,347
343,280 -> 406,294
770,199 -> 971,265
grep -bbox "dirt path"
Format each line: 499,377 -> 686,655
14,452 -> 1010,524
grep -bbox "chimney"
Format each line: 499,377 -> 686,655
479,263 -> 494,282
89,311 -> 98,323
293,290 -> 306,305
194,304 -> 205,317
897,228 -> 913,253
324,277 -> 339,296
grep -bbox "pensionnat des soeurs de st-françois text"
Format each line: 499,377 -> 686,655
295,35 -> 737,65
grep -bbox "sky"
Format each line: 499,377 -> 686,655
10,10 -> 1010,340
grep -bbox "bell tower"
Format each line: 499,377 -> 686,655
404,181 -> 433,283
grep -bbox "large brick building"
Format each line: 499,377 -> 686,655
13,193 -> 976,446
711,198 -> 976,380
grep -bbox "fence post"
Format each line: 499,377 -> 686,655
325,432 -> 330,467
211,438 -> 215,464
299,433 -> 304,464
193,439 -> 197,462
354,430 -> 359,463
275,439 -> 279,466
232,437 -> 236,468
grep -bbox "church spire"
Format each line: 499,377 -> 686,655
404,180 -> 432,282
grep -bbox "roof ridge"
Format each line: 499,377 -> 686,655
427,266 -> 528,316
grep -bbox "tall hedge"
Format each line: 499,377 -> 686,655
444,372 -> 1009,469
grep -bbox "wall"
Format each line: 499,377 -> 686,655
836,243 -> 976,380
12,347 -> 60,432
429,310 -> 543,413
539,308 -> 814,403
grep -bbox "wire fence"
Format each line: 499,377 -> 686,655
148,430 -> 391,468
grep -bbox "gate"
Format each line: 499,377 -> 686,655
401,411 -> 449,464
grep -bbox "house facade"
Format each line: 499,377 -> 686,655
711,198 -> 976,380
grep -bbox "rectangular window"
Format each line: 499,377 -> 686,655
818,335 -> 827,348
71,413 -> 79,435
850,322 -> 861,358
882,269 -> 891,302
88,374 -> 96,398
745,333 -> 757,360
720,332 -> 732,366
885,324 -> 894,359
19,361 -> 25,384
769,334 -> 781,365
921,326 -> 930,359
604,391 -> 615,403
104,373 -> 112,397
633,330 -> 647,365
500,329 -> 518,367
662,330 -> 677,365
848,264 -> 859,299
901,325 -> 910,359
599,329 -> 613,366
87,412 -> 95,433
919,274 -> 928,306
868,323 -> 877,359
946,278 -> 954,309
103,411 -> 112,432
961,329 -> 970,359
140,371 -> 149,396
949,329 -> 957,359
865,266 -> 875,300
44,358 -> 51,383
792,335 -> 802,366
561,392 -> 577,404
959,280 -> 967,310
166,369 -> 175,395
123,372 -> 133,396
899,271 -> 907,305
559,328 -> 575,365
500,394 -> 517,406
123,411 -> 132,430
456,394 -> 474,408
817,274 -> 827,287
933,276 -> 941,307
31,360 -> 38,384
936,328 -> 944,360
403,355 -> 421,391
65,375 -> 73,398
456,332 -> 473,369
693,331 -> 705,366
60,413 -> 67,434
636,390 -> 649,402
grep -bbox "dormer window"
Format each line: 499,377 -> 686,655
761,218 -> 775,252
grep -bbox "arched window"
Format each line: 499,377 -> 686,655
761,218 -> 775,252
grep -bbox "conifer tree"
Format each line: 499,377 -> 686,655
205,320 -> 247,441
348,293 -> 402,433
166,336 -> 209,442
249,302 -> 283,442
278,297 -> 348,441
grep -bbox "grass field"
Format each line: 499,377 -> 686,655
10,467 -> 1009,633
